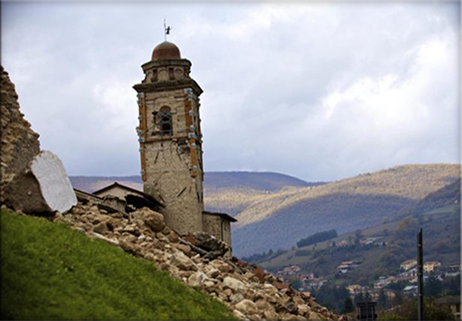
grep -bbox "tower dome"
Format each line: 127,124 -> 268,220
152,41 -> 181,60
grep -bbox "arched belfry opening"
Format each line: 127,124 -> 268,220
159,106 -> 172,136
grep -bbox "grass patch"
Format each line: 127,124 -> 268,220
1,209 -> 235,320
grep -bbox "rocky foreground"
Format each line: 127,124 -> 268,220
44,202 -> 339,321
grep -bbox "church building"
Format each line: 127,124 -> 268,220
133,40 -> 236,247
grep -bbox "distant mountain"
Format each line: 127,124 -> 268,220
70,176 -> 143,193
205,164 -> 460,257
400,178 -> 460,217
69,172 -> 313,194
203,172 -> 321,194
258,181 -> 461,284
69,164 -> 460,258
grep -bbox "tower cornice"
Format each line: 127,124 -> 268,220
141,59 -> 192,70
133,78 -> 203,96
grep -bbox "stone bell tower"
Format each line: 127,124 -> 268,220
133,41 -> 204,235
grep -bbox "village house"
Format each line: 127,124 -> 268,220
403,285 -> 418,296
424,261 -> 441,273
307,277 -> 327,290
201,210 -> 237,246
359,237 -> 380,245
347,284 -> 366,296
336,260 -> 361,274
93,182 -> 164,212
399,266 -> 417,278
400,259 -> 417,271
445,264 -> 461,277
276,265 -> 302,282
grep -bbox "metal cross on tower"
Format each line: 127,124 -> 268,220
164,18 -> 172,41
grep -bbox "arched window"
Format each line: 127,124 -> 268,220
159,106 -> 172,136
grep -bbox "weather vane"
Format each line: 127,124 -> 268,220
164,18 -> 172,41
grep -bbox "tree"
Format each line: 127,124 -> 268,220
425,273 -> 443,297
347,235 -> 353,244
442,274 -> 460,296
289,278 -> 302,290
379,297 -> 453,321
296,229 -> 338,248
432,240 -> 451,254
354,292 -> 364,304
342,297 -> 355,314
377,288 -> 387,310
392,292 -> 403,307
395,216 -> 418,240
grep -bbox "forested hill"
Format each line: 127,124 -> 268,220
69,172 -> 314,194
258,179 -> 461,284
209,164 -> 459,257
400,178 -> 460,217
70,176 -> 143,193
69,164 -> 460,258
203,172 -> 321,194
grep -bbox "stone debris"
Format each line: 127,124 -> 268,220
0,66 -> 40,204
27,200 -> 342,321
195,232 -> 230,259
4,151 -> 77,213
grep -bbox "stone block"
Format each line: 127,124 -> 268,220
4,151 -> 77,214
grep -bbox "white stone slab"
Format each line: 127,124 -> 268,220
30,151 -> 77,213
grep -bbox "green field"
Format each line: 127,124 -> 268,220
0,209 -> 235,320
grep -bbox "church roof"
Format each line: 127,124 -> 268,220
152,41 -> 181,60
202,210 -> 238,223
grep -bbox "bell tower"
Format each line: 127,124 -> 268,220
133,41 -> 204,235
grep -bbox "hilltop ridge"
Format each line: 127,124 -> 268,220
218,164 -> 459,256
70,164 -> 460,257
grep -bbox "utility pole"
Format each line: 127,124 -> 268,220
417,228 -> 424,321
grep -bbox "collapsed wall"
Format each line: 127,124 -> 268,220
0,66 -> 41,203
0,66 -> 76,213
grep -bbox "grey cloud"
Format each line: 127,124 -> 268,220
2,2 -> 459,181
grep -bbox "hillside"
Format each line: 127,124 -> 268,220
218,164 -> 460,256
400,178 -> 460,217
69,165 -> 460,257
258,181 -> 461,284
259,205 -> 460,284
70,175 -> 143,193
70,171 -> 313,194
203,171 -> 320,194
0,209 -> 234,320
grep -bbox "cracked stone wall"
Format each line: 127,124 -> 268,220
0,66 -> 40,203
142,88 -> 204,235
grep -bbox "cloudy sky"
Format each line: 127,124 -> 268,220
2,1 -> 460,182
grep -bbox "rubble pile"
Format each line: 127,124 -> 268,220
53,201 -> 339,321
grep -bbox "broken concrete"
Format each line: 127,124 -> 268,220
4,151 -> 77,213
